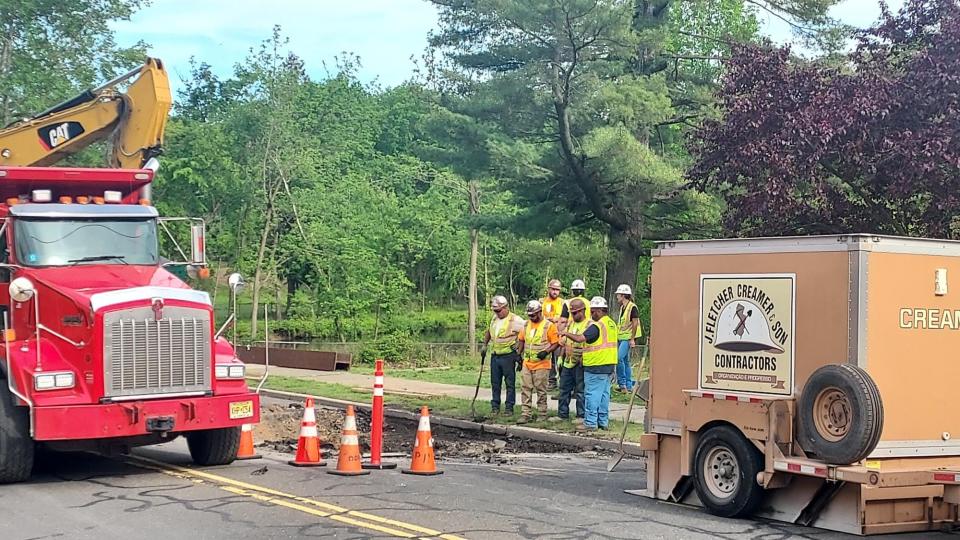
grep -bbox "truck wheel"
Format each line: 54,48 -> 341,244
0,382 -> 34,483
693,425 -> 765,518
797,364 -> 883,465
186,427 -> 240,466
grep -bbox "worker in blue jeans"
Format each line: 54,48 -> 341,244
551,298 -> 588,425
562,296 -> 618,431
615,284 -> 642,392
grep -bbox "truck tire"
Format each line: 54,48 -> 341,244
0,382 -> 34,483
693,425 -> 765,518
186,427 -> 240,466
797,364 -> 883,465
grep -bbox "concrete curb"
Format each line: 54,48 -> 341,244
258,388 -> 645,457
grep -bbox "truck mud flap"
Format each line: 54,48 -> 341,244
796,480 -> 846,527
669,475 -> 695,503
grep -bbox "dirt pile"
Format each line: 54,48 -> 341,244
254,402 -> 580,462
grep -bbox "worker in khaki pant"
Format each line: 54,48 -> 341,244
516,300 -> 560,424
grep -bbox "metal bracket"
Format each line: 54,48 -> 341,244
121,403 -> 141,424
180,401 -> 196,421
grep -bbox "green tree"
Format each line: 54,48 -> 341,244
0,0 -> 148,125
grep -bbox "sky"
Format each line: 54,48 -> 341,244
112,0 -> 906,98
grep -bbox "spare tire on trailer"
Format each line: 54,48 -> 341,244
797,364 -> 883,465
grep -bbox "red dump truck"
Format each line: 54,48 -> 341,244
0,165 -> 259,483
636,234 -> 960,535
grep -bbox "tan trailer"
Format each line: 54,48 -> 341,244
636,234 -> 960,535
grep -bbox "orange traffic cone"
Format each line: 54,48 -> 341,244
236,423 -> 262,460
401,406 -> 443,476
288,397 -> 326,467
328,405 -> 370,476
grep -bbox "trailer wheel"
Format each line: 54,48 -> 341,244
693,425 -> 765,518
186,427 -> 240,466
798,364 -> 883,465
0,382 -> 34,483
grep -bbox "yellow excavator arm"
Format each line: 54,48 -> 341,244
0,57 -> 171,168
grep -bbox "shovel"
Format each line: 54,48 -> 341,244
470,350 -> 488,421
607,348 -> 648,472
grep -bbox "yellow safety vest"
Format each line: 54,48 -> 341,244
489,313 -> 522,355
522,319 -> 554,363
566,296 -> 591,320
563,317 -> 589,368
618,300 -> 641,341
582,316 -> 618,367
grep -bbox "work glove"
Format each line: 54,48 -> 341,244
479,344 -> 488,358
536,350 -> 549,360
516,360 -> 523,373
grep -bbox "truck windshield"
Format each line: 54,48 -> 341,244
14,218 -> 159,267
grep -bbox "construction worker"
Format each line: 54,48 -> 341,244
563,296 -> 618,432
551,297 -> 587,425
615,284 -> 643,392
559,278 -> 590,326
540,279 -> 564,391
481,296 -> 525,416
516,300 -> 560,424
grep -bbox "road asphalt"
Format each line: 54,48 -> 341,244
246,364 -> 646,424
3,438 -> 955,539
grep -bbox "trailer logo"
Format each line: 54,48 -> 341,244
37,122 -> 85,150
152,298 -> 164,321
700,274 -> 795,396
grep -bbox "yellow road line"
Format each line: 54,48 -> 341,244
127,456 -> 466,540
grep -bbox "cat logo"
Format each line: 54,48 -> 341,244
37,122 -> 85,150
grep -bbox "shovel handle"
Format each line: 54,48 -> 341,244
617,351 -> 648,448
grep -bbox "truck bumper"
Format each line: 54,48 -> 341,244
33,393 -> 261,441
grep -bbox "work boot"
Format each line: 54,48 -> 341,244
576,424 -> 597,433
548,416 -> 565,423
501,408 -> 514,417
516,415 -> 530,425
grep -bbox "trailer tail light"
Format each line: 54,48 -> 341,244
104,190 -> 122,203
5,197 -> 17,206
59,196 -> 72,204
92,196 -> 105,205
215,364 -> 245,380
76,196 -> 89,204
3,329 -> 14,342
34,371 -> 75,391
32,189 -> 52,202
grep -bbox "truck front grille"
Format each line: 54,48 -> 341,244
103,306 -> 211,399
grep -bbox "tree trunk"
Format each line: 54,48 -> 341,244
607,232 -> 641,312
468,227 -> 479,355
250,206 -> 273,337
467,180 -> 480,356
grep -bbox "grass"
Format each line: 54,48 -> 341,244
263,375 -> 645,443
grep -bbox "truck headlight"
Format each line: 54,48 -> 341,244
216,364 -> 245,380
34,371 -> 75,391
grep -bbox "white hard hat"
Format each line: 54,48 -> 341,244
491,295 -> 508,309
615,284 -> 632,295
525,300 -> 542,314
589,296 -> 608,309
714,301 -> 784,353
571,279 -> 586,290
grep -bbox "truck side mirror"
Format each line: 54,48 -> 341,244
190,223 -> 206,266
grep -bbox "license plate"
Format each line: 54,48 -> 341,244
229,400 -> 254,420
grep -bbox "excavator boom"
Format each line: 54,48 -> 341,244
0,57 -> 171,168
